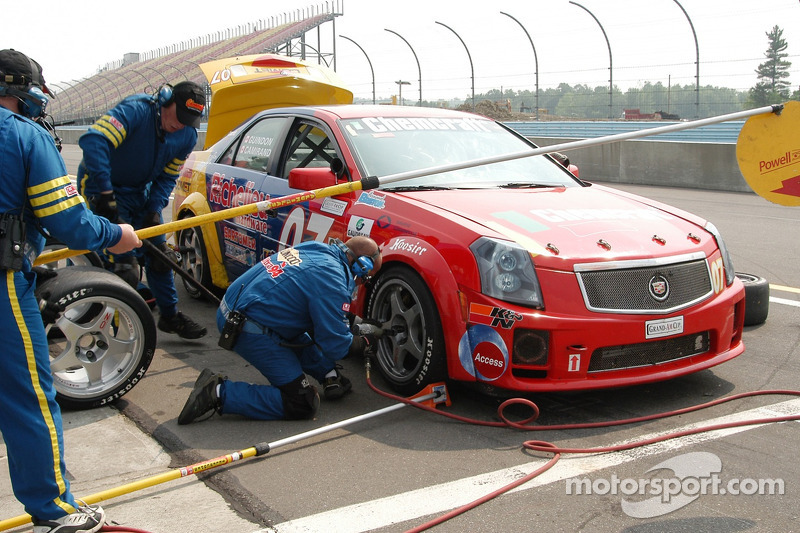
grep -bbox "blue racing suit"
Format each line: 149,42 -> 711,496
0,106 -> 123,520
216,241 -> 356,420
77,94 -> 196,317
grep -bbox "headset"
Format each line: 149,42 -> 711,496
333,239 -> 379,279
0,55 -> 49,119
154,84 -> 174,106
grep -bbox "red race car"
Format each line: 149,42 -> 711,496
173,55 -> 746,396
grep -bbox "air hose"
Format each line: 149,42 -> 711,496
363,360 -> 800,533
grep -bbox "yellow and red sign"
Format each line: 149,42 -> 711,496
736,101 -> 800,206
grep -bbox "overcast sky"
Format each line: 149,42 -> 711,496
4,0 -> 799,103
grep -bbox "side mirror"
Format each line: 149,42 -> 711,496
287,167 -> 337,190
567,164 -> 580,178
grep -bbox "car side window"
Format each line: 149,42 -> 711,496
281,121 -> 339,178
223,117 -> 286,171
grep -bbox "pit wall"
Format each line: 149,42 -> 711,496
531,137 -> 752,193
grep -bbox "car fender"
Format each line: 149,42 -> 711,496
175,191 -> 230,290
378,235 -> 473,382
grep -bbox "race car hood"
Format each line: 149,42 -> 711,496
200,54 -> 353,149
401,185 -> 714,269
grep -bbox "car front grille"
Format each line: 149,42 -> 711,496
575,253 -> 713,313
588,331 -> 710,372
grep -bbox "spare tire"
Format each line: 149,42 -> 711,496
736,272 -> 769,327
36,266 -> 156,409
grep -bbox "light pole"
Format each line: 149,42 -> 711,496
672,0 -> 700,118
569,1 -> 613,119
385,29 -> 422,106
500,11 -> 539,120
48,82 -> 71,121
395,80 -> 411,105
340,35 -> 376,104
435,21 -> 474,111
95,72 -> 123,104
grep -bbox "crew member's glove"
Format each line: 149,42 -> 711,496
38,291 -> 63,325
148,241 -> 180,273
348,331 -> 380,358
92,192 -> 118,222
141,211 -> 161,228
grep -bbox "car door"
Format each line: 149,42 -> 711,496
269,118 -> 351,253
209,116 -> 293,281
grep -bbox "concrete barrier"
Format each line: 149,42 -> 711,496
530,137 -> 752,193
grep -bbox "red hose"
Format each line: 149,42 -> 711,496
100,525 -> 155,533
365,378 -> 800,532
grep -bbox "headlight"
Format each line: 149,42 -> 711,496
704,221 -> 735,286
470,237 -> 544,308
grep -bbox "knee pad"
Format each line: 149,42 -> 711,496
113,256 -> 140,288
278,375 -> 320,420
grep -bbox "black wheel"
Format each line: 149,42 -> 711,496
36,266 -> 157,410
177,217 -> 213,299
736,272 -> 769,326
40,237 -> 104,270
366,266 -> 447,395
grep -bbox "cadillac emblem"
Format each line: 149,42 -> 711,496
648,274 -> 670,302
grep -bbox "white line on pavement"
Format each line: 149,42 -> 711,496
261,398 -> 800,533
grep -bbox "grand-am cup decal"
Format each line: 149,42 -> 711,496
347,216 -> 374,237
354,190 -> 386,209
469,303 -> 522,329
458,324 -> 508,381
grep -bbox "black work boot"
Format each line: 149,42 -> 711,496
178,368 -> 225,424
322,366 -> 352,400
158,311 -> 207,339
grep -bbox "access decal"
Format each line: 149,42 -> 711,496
457,324 -> 508,382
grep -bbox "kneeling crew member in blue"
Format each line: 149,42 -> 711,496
178,236 -> 383,423
0,48 -> 141,533
77,80 -> 207,339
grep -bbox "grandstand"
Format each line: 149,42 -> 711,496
47,2 -> 341,125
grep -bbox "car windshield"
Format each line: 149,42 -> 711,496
339,115 -> 580,190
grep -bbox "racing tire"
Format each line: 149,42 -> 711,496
366,266 -> 447,396
176,216 -> 215,300
736,272 -> 769,326
36,266 -> 156,410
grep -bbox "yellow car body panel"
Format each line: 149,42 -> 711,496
199,54 -> 354,148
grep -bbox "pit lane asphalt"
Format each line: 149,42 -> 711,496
2,144 -> 799,532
